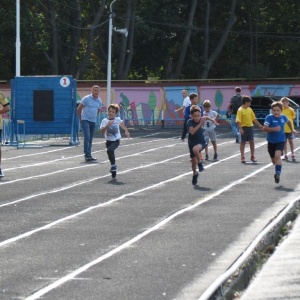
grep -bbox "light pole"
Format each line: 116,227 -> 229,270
106,0 -> 128,110
16,0 -> 21,76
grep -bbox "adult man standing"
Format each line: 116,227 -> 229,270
0,92 -> 10,177
227,87 -> 242,143
77,85 -> 102,161
175,89 -> 191,141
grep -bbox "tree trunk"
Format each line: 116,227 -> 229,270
169,0 -> 198,79
75,2 -> 106,79
200,0 -> 238,79
115,0 -> 137,80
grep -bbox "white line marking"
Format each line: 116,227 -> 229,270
24,159 -> 274,300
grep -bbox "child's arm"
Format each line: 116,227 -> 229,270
287,120 -> 299,135
263,125 -> 281,132
101,120 -> 114,134
120,122 -> 130,138
189,118 -> 206,135
204,115 -> 219,125
253,119 -> 264,130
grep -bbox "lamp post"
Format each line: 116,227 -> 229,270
16,0 -> 21,76
106,0 -> 128,110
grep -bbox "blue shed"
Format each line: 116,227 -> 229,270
10,76 -> 78,145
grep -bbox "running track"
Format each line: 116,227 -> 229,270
0,127 -> 299,300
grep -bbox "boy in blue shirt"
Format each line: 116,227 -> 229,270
263,101 -> 298,183
187,105 -> 218,185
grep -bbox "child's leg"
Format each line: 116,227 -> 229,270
288,138 -> 294,154
192,144 -> 203,163
240,141 -> 246,158
249,139 -> 255,157
106,140 -> 120,165
191,157 -> 197,175
212,141 -> 217,153
274,149 -> 282,174
283,139 -> 288,155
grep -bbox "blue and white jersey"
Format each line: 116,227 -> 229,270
80,94 -> 102,122
264,114 -> 288,143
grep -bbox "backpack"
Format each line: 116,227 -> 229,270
230,95 -> 242,114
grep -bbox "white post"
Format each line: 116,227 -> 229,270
106,0 -> 117,110
16,0 -> 21,76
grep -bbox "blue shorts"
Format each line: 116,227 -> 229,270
188,142 -> 207,158
285,132 -> 295,140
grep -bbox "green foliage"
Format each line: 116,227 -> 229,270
1,0 -> 300,80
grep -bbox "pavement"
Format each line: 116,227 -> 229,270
241,213 -> 300,300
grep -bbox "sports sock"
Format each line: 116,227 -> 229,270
275,164 -> 282,175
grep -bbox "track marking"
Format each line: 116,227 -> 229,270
24,157 -> 274,300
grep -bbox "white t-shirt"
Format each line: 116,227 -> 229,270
100,117 -> 123,141
203,110 -> 218,130
182,96 -> 191,107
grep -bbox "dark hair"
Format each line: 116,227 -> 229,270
271,101 -> 283,110
189,93 -> 198,101
242,95 -> 252,104
235,87 -> 241,93
108,104 -> 119,114
190,105 -> 201,115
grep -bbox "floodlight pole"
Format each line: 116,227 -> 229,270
16,0 -> 21,76
106,0 -> 117,110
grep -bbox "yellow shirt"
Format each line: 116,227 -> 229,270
282,106 -> 295,133
236,106 -> 256,127
0,92 -> 9,130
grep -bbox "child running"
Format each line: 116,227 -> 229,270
187,105 -> 218,185
263,101 -> 298,183
202,100 -> 219,160
100,104 -> 130,178
236,95 -> 263,163
281,97 -> 296,161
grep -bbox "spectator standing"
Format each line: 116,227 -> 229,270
77,85 -> 102,161
0,92 -> 10,177
236,95 -> 263,163
227,87 -> 242,143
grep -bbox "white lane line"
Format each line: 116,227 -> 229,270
3,137 -> 177,171
0,141 -> 232,205
24,159 -> 274,300
2,132 -> 172,161
0,141 -> 181,186
0,141 -> 264,243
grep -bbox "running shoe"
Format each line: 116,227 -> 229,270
213,153 -> 218,160
192,172 -> 199,185
251,156 -> 257,162
205,154 -> 209,160
198,162 -> 204,172
0,169 -> 3,177
89,156 -> 97,161
274,174 -> 280,184
241,157 -> 246,163
110,165 -> 117,178
291,154 -> 296,161
282,155 -> 288,160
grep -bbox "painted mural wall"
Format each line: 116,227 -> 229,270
77,83 -> 300,125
